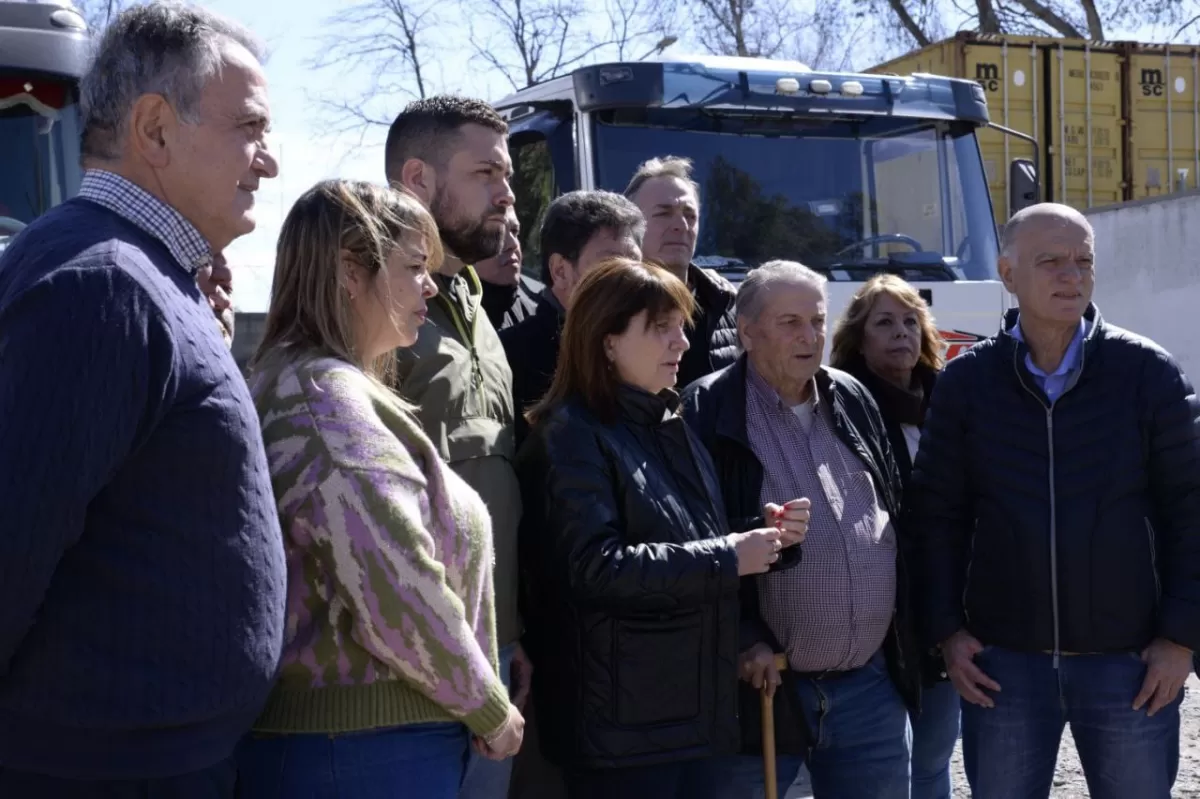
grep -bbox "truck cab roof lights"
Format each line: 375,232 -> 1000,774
49,8 -> 87,31
776,77 -> 872,100
776,77 -> 800,95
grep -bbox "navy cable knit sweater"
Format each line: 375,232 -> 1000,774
0,199 -> 286,779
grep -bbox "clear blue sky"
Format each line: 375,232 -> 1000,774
197,0 -> 1183,311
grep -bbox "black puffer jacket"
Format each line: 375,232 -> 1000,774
681,356 -> 922,758
515,386 -> 742,770
907,305 -> 1200,655
677,265 -> 739,388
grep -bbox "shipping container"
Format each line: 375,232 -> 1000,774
868,33 -> 1200,223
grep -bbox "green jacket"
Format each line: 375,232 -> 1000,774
393,266 -> 522,647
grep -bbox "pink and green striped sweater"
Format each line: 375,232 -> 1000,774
247,348 -> 511,738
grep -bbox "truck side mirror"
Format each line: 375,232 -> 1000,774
1009,158 -> 1038,215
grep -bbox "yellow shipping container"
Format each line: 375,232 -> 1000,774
868,33 -> 1200,223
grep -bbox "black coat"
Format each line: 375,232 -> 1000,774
906,305 -> 1200,655
481,274 -> 543,331
841,356 -> 950,686
677,265 -> 740,389
680,356 -> 922,757
515,386 -> 743,770
840,356 -> 939,483
499,291 -> 562,449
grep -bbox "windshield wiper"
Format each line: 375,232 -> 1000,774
822,253 -> 959,282
694,255 -> 753,272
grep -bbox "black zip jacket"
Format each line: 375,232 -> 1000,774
677,265 -> 740,388
681,356 -> 922,757
905,305 -> 1200,655
498,291 -> 562,448
515,386 -> 742,770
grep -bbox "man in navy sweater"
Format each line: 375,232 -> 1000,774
0,4 -> 285,796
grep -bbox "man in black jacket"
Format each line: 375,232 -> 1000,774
500,190 -> 643,447
476,211 -> 543,331
625,156 -> 739,386
907,202 -> 1200,799
682,260 -> 922,799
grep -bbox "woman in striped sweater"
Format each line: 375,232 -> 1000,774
235,179 -> 523,797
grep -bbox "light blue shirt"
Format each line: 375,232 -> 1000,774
1010,314 -> 1089,403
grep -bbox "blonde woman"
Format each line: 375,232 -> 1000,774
235,180 -> 522,798
830,273 -> 956,799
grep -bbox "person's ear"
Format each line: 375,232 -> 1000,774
396,158 -> 435,206
339,250 -> 369,301
128,93 -> 175,169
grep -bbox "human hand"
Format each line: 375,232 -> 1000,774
1133,638 -> 1193,716
765,498 -> 811,547
738,642 -> 783,698
475,704 -> 524,761
941,629 -> 1001,707
729,528 -> 783,576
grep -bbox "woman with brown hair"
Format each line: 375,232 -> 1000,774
515,258 -> 803,799
830,273 -> 959,799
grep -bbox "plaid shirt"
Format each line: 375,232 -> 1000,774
746,365 -> 897,672
77,169 -> 211,276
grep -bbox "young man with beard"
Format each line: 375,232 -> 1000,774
385,95 -> 530,799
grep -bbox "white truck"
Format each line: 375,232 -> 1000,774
0,1 -> 89,254
493,53 -> 1040,359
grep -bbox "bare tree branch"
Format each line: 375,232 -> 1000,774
678,0 -> 803,59
308,0 -> 440,139
1174,11 -> 1200,40
975,0 -> 1002,32
464,0 -> 658,90
1077,0 -> 1104,37
1006,0 -> 1085,36
885,0 -> 934,45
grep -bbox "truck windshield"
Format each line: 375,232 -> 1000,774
0,75 -> 83,249
592,109 -> 999,281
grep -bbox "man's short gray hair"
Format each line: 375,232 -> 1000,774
736,260 -> 827,321
623,155 -> 701,204
81,2 -> 264,161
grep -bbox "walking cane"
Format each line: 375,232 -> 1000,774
761,653 -> 789,799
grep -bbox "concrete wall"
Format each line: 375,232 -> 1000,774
1085,190 -> 1200,383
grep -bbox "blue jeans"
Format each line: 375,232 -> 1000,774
961,646 -> 1181,799
910,679 -> 960,799
235,722 -> 469,798
724,649 -> 911,799
0,757 -> 235,798
459,641 -> 516,799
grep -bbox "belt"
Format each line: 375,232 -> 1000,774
791,661 -> 873,680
